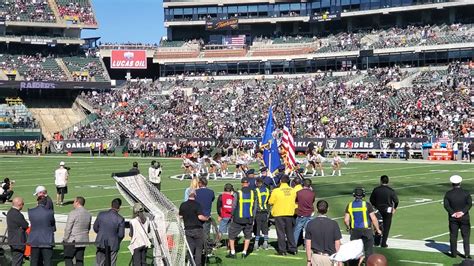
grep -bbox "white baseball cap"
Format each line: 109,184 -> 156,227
450,175 -> 462,184
59,161 -> 65,166
33,185 -> 46,196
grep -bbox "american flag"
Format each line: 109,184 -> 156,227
223,35 -> 245,46
282,110 -> 296,169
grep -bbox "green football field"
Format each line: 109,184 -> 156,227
0,154 -> 473,265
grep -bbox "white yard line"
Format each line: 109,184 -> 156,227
423,226 -> 474,241
398,260 -> 442,265
392,235 -> 403,238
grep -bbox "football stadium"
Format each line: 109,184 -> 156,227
0,0 -> 472,265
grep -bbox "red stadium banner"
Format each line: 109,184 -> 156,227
111,50 -> 147,69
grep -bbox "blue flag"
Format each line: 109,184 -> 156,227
261,106 -> 281,173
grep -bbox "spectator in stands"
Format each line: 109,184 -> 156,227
75,62 -> 471,141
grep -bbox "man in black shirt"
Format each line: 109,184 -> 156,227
469,140 -> 474,163
305,200 -> 341,266
443,175 -> 472,259
370,175 -> 399,248
129,162 -> 140,175
179,189 -> 209,266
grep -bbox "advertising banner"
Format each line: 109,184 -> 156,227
205,18 -> 238,31
310,12 -> 341,22
0,80 -> 110,90
127,137 -> 432,152
49,139 -> 117,153
294,138 -> 429,152
0,136 -> 41,151
110,50 -> 147,69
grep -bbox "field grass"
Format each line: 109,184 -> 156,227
0,154 -> 473,265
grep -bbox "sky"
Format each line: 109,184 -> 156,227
81,0 -> 165,44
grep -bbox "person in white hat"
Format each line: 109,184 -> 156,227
55,161 -> 69,206
33,185 -> 54,211
443,175 -> 472,259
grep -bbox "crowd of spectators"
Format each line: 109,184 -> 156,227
0,54 -> 68,81
373,23 -> 474,49
3,0 -> 56,22
73,63 -> 472,141
56,1 -> 96,25
0,51 -> 108,82
0,104 -> 37,129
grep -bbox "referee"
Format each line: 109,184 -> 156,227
370,175 -> 399,248
443,175 -> 471,259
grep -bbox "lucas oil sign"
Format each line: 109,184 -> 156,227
110,50 -> 147,69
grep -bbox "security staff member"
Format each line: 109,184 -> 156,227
246,169 -> 257,190
254,178 -> 270,250
443,175 -> 472,258
261,167 -> 277,190
370,175 -> 399,248
226,177 -> 256,259
344,187 -> 382,262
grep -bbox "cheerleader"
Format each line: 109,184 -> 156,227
207,156 -> 221,180
304,150 -> 317,176
220,154 -> 230,176
197,155 -> 209,175
331,154 -> 345,176
233,152 -> 248,179
180,155 -> 196,180
314,153 -> 325,177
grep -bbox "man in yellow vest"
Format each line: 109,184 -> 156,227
344,187 -> 382,263
226,177 -> 256,259
254,178 -> 270,250
268,175 -> 297,256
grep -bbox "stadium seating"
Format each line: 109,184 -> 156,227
202,48 -> 247,58
75,63 -> 472,140
0,103 -> 37,129
62,57 -> 109,82
55,0 -> 96,25
0,54 -> 68,81
1,0 -> 56,23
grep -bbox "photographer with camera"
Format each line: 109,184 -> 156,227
148,160 -> 162,191
55,161 -> 69,206
0,178 -> 15,203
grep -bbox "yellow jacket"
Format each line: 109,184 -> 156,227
268,183 -> 297,217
